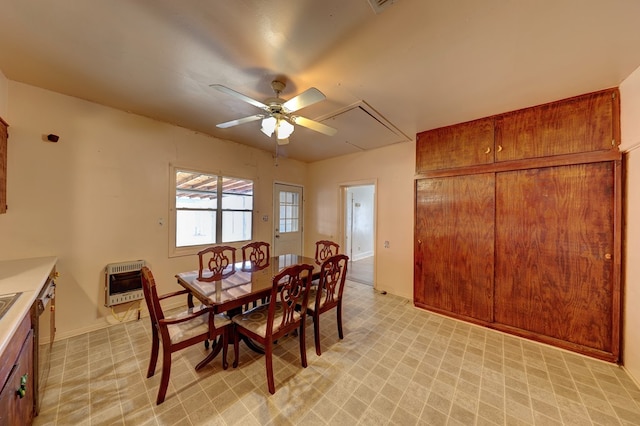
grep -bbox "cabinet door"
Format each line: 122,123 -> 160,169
494,163 -> 616,355
415,174 -> 495,321
416,118 -> 494,172
495,89 -> 617,162
0,330 -> 34,426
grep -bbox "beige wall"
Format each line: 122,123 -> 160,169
620,65 -> 640,385
0,69 -> 7,118
0,81 -> 307,340
306,141 -> 416,299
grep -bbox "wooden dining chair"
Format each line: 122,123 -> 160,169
314,240 -> 340,265
304,254 -> 349,355
197,245 -> 237,281
194,245 -> 237,349
241,241 -> 270,271
232,263 -> 314,394
141,266 -> 231,405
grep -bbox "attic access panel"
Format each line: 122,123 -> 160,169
319,101 -> 410,151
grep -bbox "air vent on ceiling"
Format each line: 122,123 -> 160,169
317,100 -> 410,152
368,0 -> 398,14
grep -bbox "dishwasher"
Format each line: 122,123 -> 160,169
33,274 -> 56,415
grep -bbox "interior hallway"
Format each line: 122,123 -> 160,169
347,256 -> 374,286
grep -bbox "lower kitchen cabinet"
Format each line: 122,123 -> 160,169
0,314 -> 35,426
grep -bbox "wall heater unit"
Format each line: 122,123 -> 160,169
104,260 -> 145,307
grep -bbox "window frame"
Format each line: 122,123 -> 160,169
169,165 -> 255,257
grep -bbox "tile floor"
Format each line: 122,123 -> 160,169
34,281 -> 640,425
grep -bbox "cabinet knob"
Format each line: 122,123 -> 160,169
605,253 -> 612,260
417,239 -> 422,244
16,374 -> 28,398
484,147 -> 491,154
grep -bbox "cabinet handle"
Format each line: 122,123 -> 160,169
484,147 -> 491,154
497,145 -> 503,152
16,374 -> 28,398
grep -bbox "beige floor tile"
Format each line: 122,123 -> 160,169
32,280 -> 640,426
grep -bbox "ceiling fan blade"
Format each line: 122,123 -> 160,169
293,116 -> 337,136
282,87 -> 325,113
216,114 -> 264,129
210,84 -> 269,111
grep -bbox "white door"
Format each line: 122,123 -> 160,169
273,183 -> 303,255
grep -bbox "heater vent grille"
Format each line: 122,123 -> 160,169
104,260 -> 145,307
106,260 -> 145,275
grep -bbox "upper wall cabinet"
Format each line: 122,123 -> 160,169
416,117 -> 494,173
0,118 -> 7,214
416,88 -> 619,174
495,89 -> 619,162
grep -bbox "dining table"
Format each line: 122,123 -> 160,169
175,253 -> 321,367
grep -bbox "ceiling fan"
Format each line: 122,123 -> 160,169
211,80 -> 337,145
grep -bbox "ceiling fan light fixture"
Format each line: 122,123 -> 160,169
276,118 -> 294,139
261,116 -> 277,137
261,116 -> 294,139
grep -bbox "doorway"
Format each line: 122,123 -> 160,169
343,184 -> 375,286
273,183 -> 304,255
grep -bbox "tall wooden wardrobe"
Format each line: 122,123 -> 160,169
414,88 -> 622,362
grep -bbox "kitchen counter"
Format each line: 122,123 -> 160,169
0,257 -> 57,355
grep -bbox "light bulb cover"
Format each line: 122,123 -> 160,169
261,116 -> 277,137
276,119 -> 294,139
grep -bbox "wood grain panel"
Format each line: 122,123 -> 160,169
416,118 -> 494,173
495,89 -> 617,162
494,162 -> 615,352
415,174 -> 495,321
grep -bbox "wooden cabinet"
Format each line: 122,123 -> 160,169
414,88 -> 622,362
416,89 -> 619,173
494,162 -> 618,358
416,117 -> 494,173
495,90 -> 618,162
0,314 -> 35,426
414,174 -> 494,322
0,117 -> 7,214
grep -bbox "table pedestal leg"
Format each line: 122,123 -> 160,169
195,336 -> 224,370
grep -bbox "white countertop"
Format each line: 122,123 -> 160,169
0,256 -> 57,355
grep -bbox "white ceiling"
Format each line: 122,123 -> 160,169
2,0 -> 640,162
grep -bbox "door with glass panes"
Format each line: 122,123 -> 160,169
273,183 -> 303,255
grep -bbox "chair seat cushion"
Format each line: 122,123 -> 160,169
306,288 -> 327,311
232,303 -> 301,338
167,311 -> 230,344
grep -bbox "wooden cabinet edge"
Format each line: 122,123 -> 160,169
415,148 -> 622,180
0,116 -> 7,214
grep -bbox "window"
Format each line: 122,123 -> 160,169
279,190 -> 300,233
174,169 -> 253,249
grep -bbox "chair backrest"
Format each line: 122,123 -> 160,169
241,241 -> 270,271
267,263 -> 314,335
316,254 -> 349,310
314,240 -> 340,265
197,246 -> 236,282
141,266 -> 164,324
